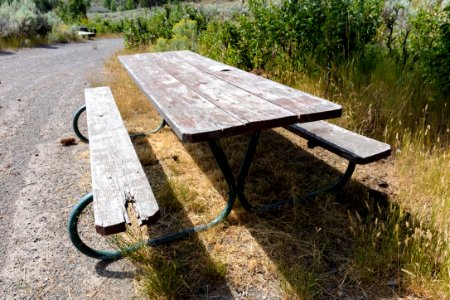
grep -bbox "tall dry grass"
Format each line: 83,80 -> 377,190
87,49 -> 450,299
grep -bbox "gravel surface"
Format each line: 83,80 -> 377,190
0,39 -> 140,299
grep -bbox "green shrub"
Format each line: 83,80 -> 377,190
0,0 -> 83,49
408,4 -> 450,95
154,19 -> 197,52
123,4 -> 205,49
48,23 -> 78,43
198,20 -> 247,68
56,0 -> 90,23
0,0 -> 52,42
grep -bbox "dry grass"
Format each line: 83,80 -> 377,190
393,136 -> 450,297
87,49 -> 450,299
396,134 -> 450,231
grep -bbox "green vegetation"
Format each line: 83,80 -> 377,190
56,0 -> 90,22
0,0 -> 55,47
0,0 -> 241,49
0,0 -> 90,48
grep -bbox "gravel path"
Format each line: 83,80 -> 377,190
0,39 -> 140,299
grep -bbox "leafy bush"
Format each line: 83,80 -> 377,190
198,20 -> 247,68
48,23 -> 78,43
154,19 -> 197,52
123,17 -> 152,48
56,0 -> 90,23
0,0 -> 52,39
123,4 -> 206,49
408,4 -> 450,95
0,0 -> 81,49
84,16 -> 126,33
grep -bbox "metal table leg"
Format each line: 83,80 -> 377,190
68,130 -> 356,259
209,131 -> 356,213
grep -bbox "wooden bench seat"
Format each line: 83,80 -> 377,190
86,87 -> 160,235
285,121 -> 391,164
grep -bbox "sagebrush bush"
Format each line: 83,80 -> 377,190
0,0 -> 77,48
0,0 -> 52,39
48,24 -> 78,43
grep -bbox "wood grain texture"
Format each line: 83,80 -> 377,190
118,51 -> 342,142
119,54 -> 245,142
142,52 -> 300,132
86,87 -> 160,235
172,51 -> 342,122
286,121 -> 391,164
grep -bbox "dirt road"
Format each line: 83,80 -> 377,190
0,39 -> 139,299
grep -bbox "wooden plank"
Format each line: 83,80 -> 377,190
286,121 -> 391,164
86,87 -> 160,235
143,52 -> 299,132
172,51 -> 342,122
118,54 -> 246,142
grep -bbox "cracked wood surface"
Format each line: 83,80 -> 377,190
86,87 -> 160,235
118,51 -> 342,142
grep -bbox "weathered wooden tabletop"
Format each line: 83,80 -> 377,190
119,50 -> 342,143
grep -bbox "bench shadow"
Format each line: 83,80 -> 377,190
181,128 -> 409,299
125,137 -> 234,299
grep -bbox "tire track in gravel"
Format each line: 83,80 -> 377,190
0,40 -> 141,299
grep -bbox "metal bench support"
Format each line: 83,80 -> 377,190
69,130 -> 356,260
208,131 -> 356,213
68,133 -> 245,260
73,105 -> 167,143
73,105 -> 88,143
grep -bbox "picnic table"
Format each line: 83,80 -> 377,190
69,50 -> 390,260
118,50 -> 342,209
76,26 -> 96,39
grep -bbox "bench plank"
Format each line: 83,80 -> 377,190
119,54 -> 246,142
144,52 -> 299,131
86,87 -> 160,235
286,121 -> 391,164
172,51 -> 342,122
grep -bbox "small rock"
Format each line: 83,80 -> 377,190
17,98 -> 21,101
34,153 -> 39,157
